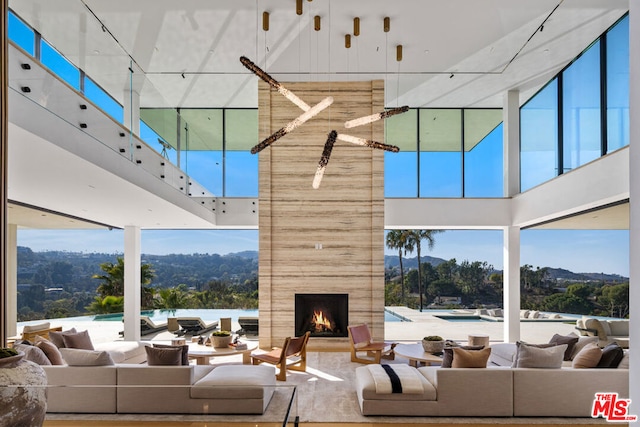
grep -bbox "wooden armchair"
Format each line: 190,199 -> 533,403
347,323 -> 396,364
251,331 -> 310,381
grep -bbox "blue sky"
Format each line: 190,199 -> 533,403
18,228 -> 630,277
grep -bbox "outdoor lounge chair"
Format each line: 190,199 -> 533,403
174,317 -> 219,336
251,331 -> 310,381
347,323 -> 397,364
140,316 -> 168,336
237,316 -> 259,336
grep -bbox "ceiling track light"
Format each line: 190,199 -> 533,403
296,0 -> 303,15
314,15 -> 321,31
345,34 -> 351,49
263,12 -> 269,31
396,45 -> 403,62
383,17 -> 390,33
353,17 -> 360,36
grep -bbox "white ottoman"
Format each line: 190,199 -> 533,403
191,365 -> 276,414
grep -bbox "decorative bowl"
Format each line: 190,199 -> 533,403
422,339 -> 445,354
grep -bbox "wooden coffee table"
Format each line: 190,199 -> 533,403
393,343 -> 443,367
186,341 -> 258,365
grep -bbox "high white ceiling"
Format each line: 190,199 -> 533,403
8,0 -> 628,109
6,0 -> 630,230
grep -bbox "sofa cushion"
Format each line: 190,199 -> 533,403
548,333 -> 579,361
153,343 -> 189,366
34,336 -> 65,365
511,341 -> 556,368
607,320 -> 629,336
62,330 -> 95,350
94,341 -> 149,364
597,343 -> 624,368
571,342 -> 602,368
355,365 -> 436,402
514,342 -> 566,368
451,347 -> 491,368
441,345 -> 485,368
191,365 -> 276,399
618,350 -> 629,369
60,348 -> 115,366
145,346 -> 183,366
49,327 -> 76,348
13,342 -> 51,365
570,336 -> 599,359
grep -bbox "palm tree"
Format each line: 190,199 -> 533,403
385,230 -> 414,303
92,257 -> 155,307
406,230 -> 442,311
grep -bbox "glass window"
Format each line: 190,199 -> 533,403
520,79 -> 559,192
385,109 -> 417,197
8,11 -> 35,55
464,109 -> 503,197
84,77 -> 123,124
606,16 -> 629,153
563,41 -> 601,172
179,109 -> 223,194
420,109 -> 461,197
40,39 -> 80,90
225,110 -> 258,197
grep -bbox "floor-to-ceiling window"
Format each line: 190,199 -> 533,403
520,15 -> 629,191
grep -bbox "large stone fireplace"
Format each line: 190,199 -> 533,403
257,80 -> 386,350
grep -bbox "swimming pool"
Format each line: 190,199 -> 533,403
94,308 -> 405,323
93,308 -> 260,324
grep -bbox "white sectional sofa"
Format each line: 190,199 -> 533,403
43,364 -> 276,414
355,365 -> 629,417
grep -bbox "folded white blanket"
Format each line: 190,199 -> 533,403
367,364 -> 423,394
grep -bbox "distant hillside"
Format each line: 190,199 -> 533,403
385,254 -> 447,269
385,254 -> 628,283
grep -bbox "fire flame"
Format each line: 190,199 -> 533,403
311,310 -> 333,332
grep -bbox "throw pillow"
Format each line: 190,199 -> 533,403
441,345 -> 485,368
548,333 -> 579,361
153,343 -> 189,366
451,347 -> 491,368
515,342 -> 567,368
60,348 -> 114,366
570,336 -> 600,360
13,342 -> 51,365
61,330 -> 94,350
511,341 -> 557,368
34,336 -> 65,365
597,343 -> 624,368
572,342 -> 602,369
49,327 -> 76,348
145,346 -> 183,366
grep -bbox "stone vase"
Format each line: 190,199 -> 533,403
212,335 -> 232,348
0,352 -> 48,427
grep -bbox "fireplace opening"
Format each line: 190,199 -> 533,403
295,294 -> 348,338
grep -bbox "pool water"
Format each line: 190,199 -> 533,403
93,308 -> 259,324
